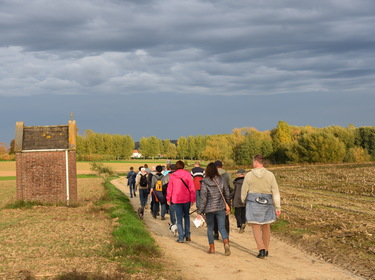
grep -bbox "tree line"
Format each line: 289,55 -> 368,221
72,122 -> 375,164
5,122 -> 374,164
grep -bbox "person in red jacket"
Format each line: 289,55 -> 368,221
191,161 -> 205,208
166,160 -> 196,243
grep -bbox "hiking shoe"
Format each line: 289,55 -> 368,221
186,237 -> 191,242
176,239 -> 184,243
257,249 -> 266,259
239,223 -> 246,233
161,217 -> 166,220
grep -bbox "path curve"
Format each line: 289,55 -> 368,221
112,177 -> 364,280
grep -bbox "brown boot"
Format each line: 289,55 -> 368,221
208,244 -> 215,254
223,239 -> 231,256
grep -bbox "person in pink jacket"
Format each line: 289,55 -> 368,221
167,160 -> 196,243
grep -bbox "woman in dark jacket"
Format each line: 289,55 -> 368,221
196,162 -> 231,256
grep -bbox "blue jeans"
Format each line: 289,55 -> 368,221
206,210 -> 228,244
169,204 -> 176,225
139,189 -> 148,208
153,202 -> 167,218
174,202 -> 191,242
129,181 -> 135,197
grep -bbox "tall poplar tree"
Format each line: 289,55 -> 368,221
177,136 -> 189,159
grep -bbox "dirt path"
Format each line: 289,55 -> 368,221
112,178 -> 364,280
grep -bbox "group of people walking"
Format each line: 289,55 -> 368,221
126,155 -> 281,259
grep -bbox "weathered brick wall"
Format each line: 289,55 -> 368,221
16,151 -> 77,204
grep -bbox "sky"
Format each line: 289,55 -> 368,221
1,0 -> 374,147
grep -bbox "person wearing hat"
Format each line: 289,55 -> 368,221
213,160 -> 234,239
232,169 -> 247,233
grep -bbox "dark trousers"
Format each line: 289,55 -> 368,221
234,207 -> 246,228
214,214 -> 230,237
139,189 -> 148,208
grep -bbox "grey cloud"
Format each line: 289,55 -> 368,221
0,0 -> 374,98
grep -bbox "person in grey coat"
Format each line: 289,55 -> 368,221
196,162 -> 231,256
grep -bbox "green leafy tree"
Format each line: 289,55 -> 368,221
108,134 -> 130,160
177,137 -> 189,159
76,131 -> 134,160
260,132 -> 274,158
233,138 -> 255,165
355,127 -> 375,159
273,121 -> 292,144
233,128 -> 274,165
9,139 -> 15,155
194,135 -> 206,160
157,138 -> 163,157
272,121 -> 293,163
139,136 -> 161,159
123,135 -> 135,159
139,137 -> 152,158
187,135 -> 206,160
148,136 -> 162,159
344,147 -> 371,162
163,139 -> 172,155
297,131 -> 346,163
85,132 -> 104,154
201,135 -> 232,161
164,139 -> 178,159
76,135 -> 87,155
322,125 -> 356,149
187,136 -> 197,159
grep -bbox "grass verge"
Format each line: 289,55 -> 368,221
100,179 -> 162,273
0,176 -> 16,181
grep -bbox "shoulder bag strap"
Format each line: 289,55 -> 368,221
212,178 -> 226,203
180,178 -> 189,190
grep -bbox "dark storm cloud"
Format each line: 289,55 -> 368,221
0,0 -> 374,145
0,0 -> 375,97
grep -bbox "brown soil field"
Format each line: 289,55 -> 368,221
269,163 -> 375,279
0,178 -> 125,279
113,177 -> 366,280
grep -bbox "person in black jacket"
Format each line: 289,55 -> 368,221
232,169 -> 247,233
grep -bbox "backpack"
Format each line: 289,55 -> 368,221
154,175 -> 167,204
139,174 -> 148,187
155,177 -> 163,192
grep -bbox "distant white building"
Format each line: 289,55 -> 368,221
132,150 -> 142,158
